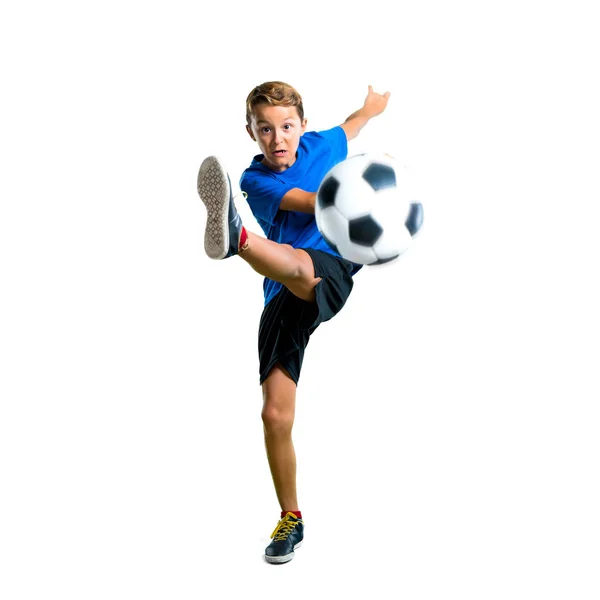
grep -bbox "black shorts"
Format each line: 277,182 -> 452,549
258,248 -> 358,386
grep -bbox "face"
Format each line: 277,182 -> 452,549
246,104 -> 307,172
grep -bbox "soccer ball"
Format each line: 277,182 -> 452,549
315,153 -> 424,265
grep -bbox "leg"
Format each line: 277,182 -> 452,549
197,156 -> 321,302
261,364 -> 299,512
240,233 -> 321,302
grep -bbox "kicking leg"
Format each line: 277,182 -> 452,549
197,156 -> 321,302
240,234 -> 320,302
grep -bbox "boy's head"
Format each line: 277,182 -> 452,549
245,81 -> 305,126
245,81 -> 307,172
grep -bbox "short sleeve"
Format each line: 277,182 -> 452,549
317,126 -> 348,165
240,171 -> 294,228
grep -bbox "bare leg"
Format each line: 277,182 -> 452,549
261,364 -> 299,512
197,156 -> 321,301
240,232 -> 321,302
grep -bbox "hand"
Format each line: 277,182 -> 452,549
363,85 -> 391,118
341,85 -> 392,141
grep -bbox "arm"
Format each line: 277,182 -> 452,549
279,188 -> 316,214
278,88 -> 391,215
341,85 -> 391,141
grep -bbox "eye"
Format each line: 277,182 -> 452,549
261,127 -> 271,134
283,124 -> 292,130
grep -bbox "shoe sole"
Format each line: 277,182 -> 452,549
197,156 -> 231,260
264,540 -> 303,564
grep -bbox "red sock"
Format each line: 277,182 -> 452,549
281,510 -> 302,519
238,226 -> 248,251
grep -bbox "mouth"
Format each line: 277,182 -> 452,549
272,149 -> 287,157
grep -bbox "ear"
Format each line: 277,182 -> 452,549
246,124 -> 256,141
300,118 -> 307,135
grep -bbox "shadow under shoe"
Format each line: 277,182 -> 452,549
197,155 -> 244,259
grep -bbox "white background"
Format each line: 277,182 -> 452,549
1,1 -> 599,598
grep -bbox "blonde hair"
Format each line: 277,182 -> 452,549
245,81 -> 304,126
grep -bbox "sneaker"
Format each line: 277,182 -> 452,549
264,512 -> 304,564
197,156 -> 245,259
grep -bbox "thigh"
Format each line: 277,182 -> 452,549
258,290 -> 312,386
297,248 -> 356,330
284,249 -> 322,302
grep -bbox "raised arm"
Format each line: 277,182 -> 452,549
279,86 -> 391,214
341,85 -> 390,141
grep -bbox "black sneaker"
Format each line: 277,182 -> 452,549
196,156 -> 245,259
264,512 -> 304,564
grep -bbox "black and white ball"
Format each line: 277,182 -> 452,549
315,153 -> 424,265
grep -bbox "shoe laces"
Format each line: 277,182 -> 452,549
270,514 -> 299,541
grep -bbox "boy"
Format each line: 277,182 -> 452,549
197,82 -> 391,563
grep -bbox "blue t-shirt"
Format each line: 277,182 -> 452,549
240,126 -> 354,306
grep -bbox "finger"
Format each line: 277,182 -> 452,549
368,84 -> 373,93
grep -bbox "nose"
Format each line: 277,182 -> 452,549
405,202 -> 424,236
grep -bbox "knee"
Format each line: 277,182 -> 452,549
278,246 -> 313,283
262,403 -> 294,436
285,249 -> 319,301
282,245 -> 305,281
